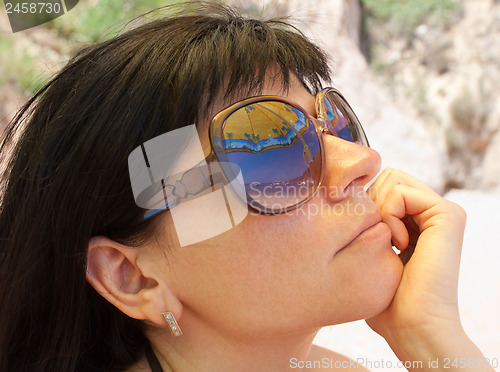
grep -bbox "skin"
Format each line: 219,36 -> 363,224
86,73 -> 493,371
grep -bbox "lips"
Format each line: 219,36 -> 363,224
335,210 -> 383,254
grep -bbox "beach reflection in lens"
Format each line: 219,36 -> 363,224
221,101 -> 322,211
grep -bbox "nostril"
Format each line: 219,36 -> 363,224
350,175 -> 368,187
343,176 -> 370,197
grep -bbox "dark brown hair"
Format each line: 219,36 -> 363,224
0,2 -> 331,371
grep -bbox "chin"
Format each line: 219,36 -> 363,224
360,252 -> 404,319
329,244 -> 404,324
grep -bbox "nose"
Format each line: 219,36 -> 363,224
321,134 -> 381,202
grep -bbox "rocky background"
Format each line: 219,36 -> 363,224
1,0 -> 499,365
361,0 -> 500,192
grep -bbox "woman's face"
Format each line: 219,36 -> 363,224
153,74 -> 403,340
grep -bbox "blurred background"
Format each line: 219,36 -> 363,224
1,0 -> 499,369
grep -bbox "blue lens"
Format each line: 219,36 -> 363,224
323,91 -> 368,146
220,101 -> 322,212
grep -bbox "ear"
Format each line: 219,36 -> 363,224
86,236 -> 183,326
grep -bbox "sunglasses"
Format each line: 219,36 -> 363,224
128,88 -> 368,221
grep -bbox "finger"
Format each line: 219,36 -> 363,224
380,183 -> 456,250
387,216 -> 409,251
386,184 -> 465,271
369,168 -> 436,206
367,168 -> 392,203
380,188 -> 410,250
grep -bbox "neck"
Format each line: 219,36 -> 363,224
146,311 -> 319,371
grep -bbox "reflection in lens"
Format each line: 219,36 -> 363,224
221,101 -> 322,212
323,92 -> 368,146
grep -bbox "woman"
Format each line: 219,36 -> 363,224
0,3 -> 493,371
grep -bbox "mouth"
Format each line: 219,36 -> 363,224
335,211 -> 384,255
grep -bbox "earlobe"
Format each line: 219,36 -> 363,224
86,236 -> 182,326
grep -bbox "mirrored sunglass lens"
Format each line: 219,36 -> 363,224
220,101 -> 322,212
323,92 -> 368,146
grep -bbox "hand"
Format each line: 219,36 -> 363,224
365,169 -> 492,370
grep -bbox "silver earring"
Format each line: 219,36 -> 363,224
162,312 -> 183,336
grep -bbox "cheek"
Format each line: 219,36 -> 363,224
163,215 -> 334,334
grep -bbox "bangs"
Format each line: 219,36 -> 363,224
125,2 -> 332,128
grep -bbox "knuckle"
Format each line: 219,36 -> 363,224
383,168 -> 403,179
380,167 -> 396,179
441,200 -> 467,226
392,183 -> 406,195
450,202 -> 467,222
380,168 -> 409,188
